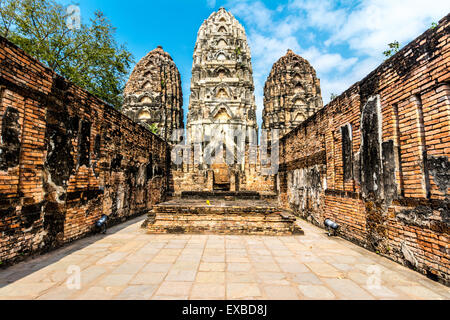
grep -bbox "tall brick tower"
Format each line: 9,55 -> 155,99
263,50 -> 323,138
122,46 -> 184,141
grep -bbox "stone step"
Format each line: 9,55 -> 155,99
181,191 -> 263,200
142,199 -> 304,236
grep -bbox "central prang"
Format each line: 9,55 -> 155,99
181,8 -> 259,193
187,7 -> 258,143
171,8 -> 280,195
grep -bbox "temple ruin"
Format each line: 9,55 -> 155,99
0,8 -> 448,285
172,8 -> 275,195
122,46 -> 184,141
144,8 -> 296,235
187,8 -> 258,140
263,49 -> 323,138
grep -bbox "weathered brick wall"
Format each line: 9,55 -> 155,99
279,14 -> 450,285
0,37 -> 169,265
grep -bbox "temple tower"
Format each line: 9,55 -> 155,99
186,7 -> 258,156
122,46 -> 183,141
263,50 -> 323,138
173,8 -> 277,194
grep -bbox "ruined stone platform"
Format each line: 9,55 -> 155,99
180,191 -> 278,200
143,197 -> 303,236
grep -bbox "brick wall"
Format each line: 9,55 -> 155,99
279,14 -> 450,285
0,37 -> 170,265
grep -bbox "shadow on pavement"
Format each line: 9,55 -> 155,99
0,215 -> 146,288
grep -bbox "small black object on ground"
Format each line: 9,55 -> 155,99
95,215 -> 109,234
324,219 -> 339,237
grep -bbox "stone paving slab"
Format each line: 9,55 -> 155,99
0,216 -> 448,300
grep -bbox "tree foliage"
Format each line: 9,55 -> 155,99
0,0 -> 133,109
383,41 -> 400,58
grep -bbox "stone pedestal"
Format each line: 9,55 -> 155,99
142,192 -> 304,236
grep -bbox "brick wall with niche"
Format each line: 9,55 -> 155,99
279,14 -> 450,285
0,36 -> 170,265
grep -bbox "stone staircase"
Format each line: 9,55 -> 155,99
142,192 -> 304,236
180,191 -> 279,201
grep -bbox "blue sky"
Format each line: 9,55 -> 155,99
61,0 -> 449,126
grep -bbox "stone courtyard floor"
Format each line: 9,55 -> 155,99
0,216 -> 448,300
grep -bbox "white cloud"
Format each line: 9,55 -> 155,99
320,56 -> 380,104
228,1 -> 274,30
228,2 -> 360,113
249,33 -> 301,68
276,4 -> 285,13
300,47 -> 358,74
246,33 -> 303,122
293,0 -> 449,57
273,16 -> 303,38
289,0 -> 348,30
223,0 -> 449,123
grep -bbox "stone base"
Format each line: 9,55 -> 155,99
143,198 -> 304,236
180,191 -> 277,200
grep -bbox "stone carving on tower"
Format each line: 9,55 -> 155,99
122,46 -> 184,141
263,50 -> 323,138
186,7 -> 258,156
172,8 -> 278,194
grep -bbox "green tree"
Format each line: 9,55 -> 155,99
0,0 -> 133,109
330,93 -> 338,101
383,41 -> 400,58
